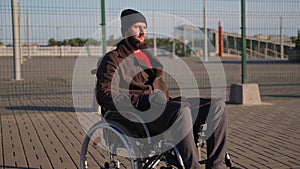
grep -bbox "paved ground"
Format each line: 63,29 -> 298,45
0,57 -> 299,169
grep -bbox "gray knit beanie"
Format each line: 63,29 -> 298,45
121,9 -> 147,36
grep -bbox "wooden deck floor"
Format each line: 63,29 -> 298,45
0,57 -> 299,168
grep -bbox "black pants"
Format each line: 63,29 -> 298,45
106,97 -> 227,169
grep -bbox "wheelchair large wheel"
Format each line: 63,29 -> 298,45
80,121 -> 142,169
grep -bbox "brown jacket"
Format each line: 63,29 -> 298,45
96,39 -> 170,115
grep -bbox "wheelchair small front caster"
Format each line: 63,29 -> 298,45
101,161 -> 120,169
109,161 -> 120,169
225,152 -> 233,168
100,162 -> 110,169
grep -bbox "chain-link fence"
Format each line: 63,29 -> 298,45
0,1 -> 299,169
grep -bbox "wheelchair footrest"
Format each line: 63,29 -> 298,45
198,152 -> 233,168
199,159 -> 207,165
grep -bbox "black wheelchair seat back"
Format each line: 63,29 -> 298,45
104,111 -> 147,138
103,111 -> 150,139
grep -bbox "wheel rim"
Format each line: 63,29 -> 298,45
80,122 -> 141,169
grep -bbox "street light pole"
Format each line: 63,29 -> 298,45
11,0 -> 22,80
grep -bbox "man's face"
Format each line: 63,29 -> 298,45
125,22 -> 147,49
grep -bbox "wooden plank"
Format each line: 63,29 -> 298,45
13,109 -> 53,169
49,96 -> 111,168
0,106 -> 4,167
1,114 -> 28,168
28,108 -> 77,169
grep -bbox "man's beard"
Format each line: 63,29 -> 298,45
127,35 -> 148,50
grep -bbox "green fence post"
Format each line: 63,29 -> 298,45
101,0 -> 106,55
241,0 -> 246,84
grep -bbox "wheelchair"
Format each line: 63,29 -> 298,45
80,108 -> 233,169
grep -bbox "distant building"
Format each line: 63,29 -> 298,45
174,25 -> 216,57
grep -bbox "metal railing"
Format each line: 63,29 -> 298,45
226,48 -> 289,60
0,46 -> 103,58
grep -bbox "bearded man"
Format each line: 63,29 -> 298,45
96,9 -> 228,169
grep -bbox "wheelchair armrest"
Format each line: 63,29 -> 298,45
91,68 -> 97,75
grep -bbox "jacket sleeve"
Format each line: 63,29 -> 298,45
96,51 -> 122,111
95,52 -> 151,112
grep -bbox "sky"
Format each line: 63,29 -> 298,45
0,0 -> 299,45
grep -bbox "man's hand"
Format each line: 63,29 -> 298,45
113,93 -> 132,110
149,89 -> 167,105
